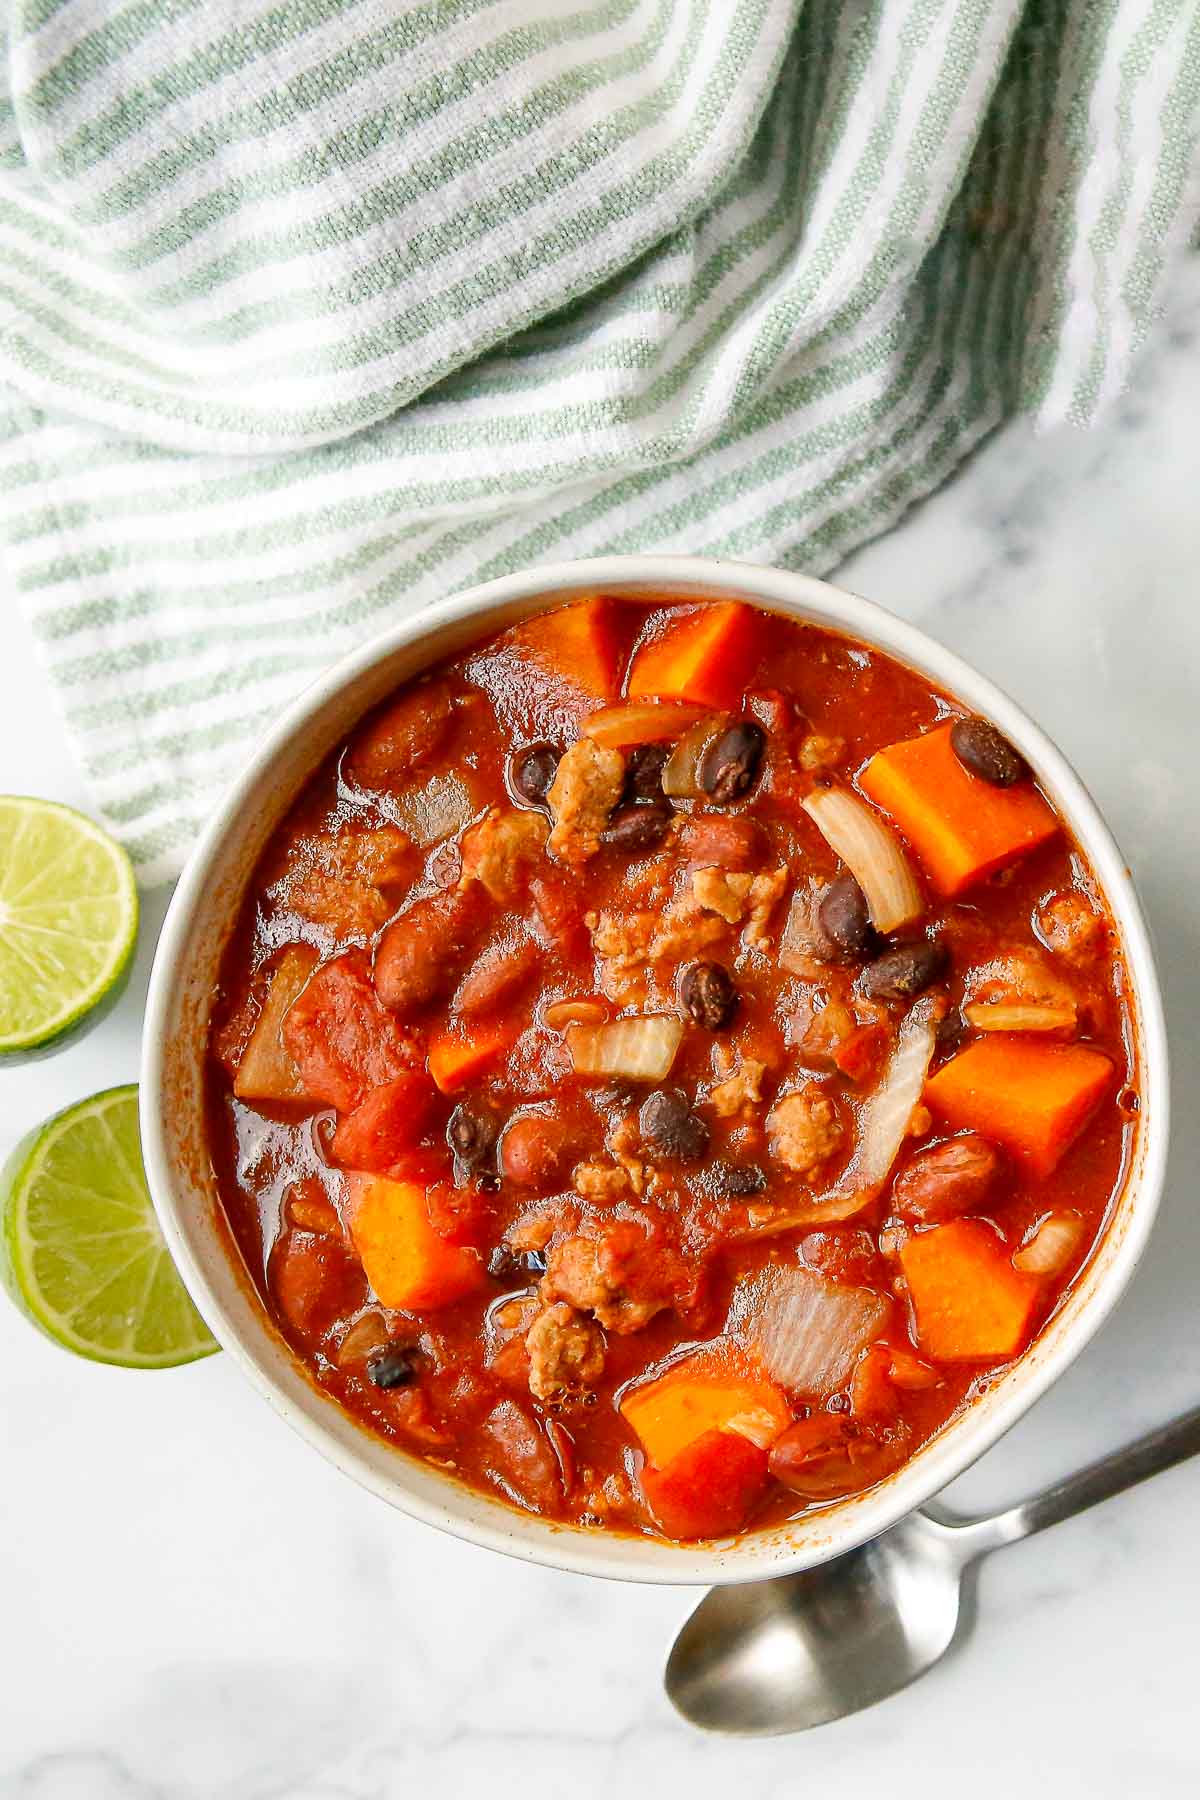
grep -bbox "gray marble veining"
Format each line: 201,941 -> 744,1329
3,260 -> 1199,1800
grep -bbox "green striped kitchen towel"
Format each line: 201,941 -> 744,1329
1,0 -> 1197,882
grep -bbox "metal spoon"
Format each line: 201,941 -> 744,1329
666,1405 -> 1200,1736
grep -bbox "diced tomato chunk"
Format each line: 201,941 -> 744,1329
329,1074 -> 440,1172
269,1230 -> 365,1336
626,602 -> 767,710
282,952 -> 414,1112
425,1179 -> 494,1250
639,1428 -> 769,1540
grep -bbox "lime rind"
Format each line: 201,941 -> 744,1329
1,1085 -> 218,1369
0,796 -> 139,1058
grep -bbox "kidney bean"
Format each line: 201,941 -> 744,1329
817,875 -> 878,961
698,721 -> 765,804
679,961 -> 738,1030
639,1088 -> 709,1162
509,742 -> 561,808
601,801 -> 673,851
500,1113 -> 577,1188
891,1133 -> 1004,1221
860,938 -> 949,1002
624,743 -> 670,801
949,717 -> 1029,787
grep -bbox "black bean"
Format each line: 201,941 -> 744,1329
698,721 -> 766,805
860,938 -> 950,1003
935,1008 -> 970,1061
509,741 -> 561,807
601,800 -> 673,851
624,743 -> 670,802
366,1344 -> 419,1390
680,960 -> 738,1030
487,1244 -> 547,1283
817,875 -> 878,961
708,1161 -> 767,1197
949,717 -> 1029,787
447,1102 -> 499,1171
639,1088 -> 709,1162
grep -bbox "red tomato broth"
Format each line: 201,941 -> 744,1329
205,597 -> 1136,1541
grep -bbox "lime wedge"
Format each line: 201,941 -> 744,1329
0,796 -> 139,1058
1,1085 -> 218,1367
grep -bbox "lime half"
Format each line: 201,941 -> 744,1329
0,796 -> 139,1058
1,1085 -> 218,1367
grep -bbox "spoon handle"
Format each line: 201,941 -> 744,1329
947,1404 -> 1200,1558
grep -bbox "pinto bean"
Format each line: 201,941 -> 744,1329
501,1114 -> 578,1188
949,717 -> 1030,787
375,889 -> 484,1014
891,1133 -> 1004,1222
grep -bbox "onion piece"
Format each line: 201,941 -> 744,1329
725,1406 -> 790,1449
963,1001 -> 1078,1034
744,1266 -> 889,1394
566,1015 -> 683,1081
582,699 -> 708,749
801,787 -> 924,932
662,714 -> 727,799
390,772 -> 475,847
730,997 -> 941,1238
544,997 -> 608,1031
1013,1211 -> 1084,1275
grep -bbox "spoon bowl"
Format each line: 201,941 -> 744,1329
666,1407 -> 1200,1735
665,1512 -> 965,1736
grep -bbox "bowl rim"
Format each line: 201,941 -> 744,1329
141,553 -> 1170,1585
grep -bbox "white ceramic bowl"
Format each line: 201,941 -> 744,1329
141,556 -> 1169,1585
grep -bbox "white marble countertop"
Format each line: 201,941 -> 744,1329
4,259 -> 1200,1800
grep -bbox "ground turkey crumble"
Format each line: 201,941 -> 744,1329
546,739 -> 624,863
766,1082 -> 846,1177
525,1302 -> 606,1401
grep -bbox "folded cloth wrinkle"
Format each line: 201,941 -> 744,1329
0,0 -> 1195,879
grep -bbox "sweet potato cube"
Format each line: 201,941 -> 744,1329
233,946 -> 318,1102
924,1037 -> 1115,1178
620,1341 -> 791,1470
860,723 -> 1058,895
344,1174 -> 486,1311
626,601 -> 766,710
900,1220 -> 1041,1362
639,1428 -> 769,1540
510,598 -> 629,704
427,1018 -> 517,1094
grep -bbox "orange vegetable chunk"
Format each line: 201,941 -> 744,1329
427,1018 -> 517,1094
924,1036 -> 1115,1177
900,1219 -> 1041,1361
344,1174 -> 486,1311
626,601 -> 766,710
233,945 -> 318,1102
860,722 -> 1058,895
639,1428 -> 769,1540
510,597 -> 628,704
620,1341 -> 791,1471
